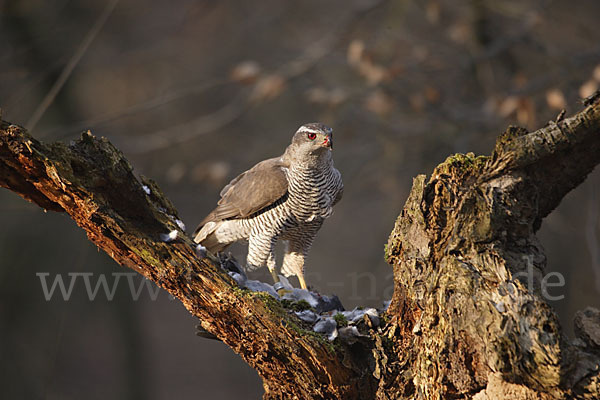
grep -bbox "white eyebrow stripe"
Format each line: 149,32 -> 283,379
297,127 -> 323,134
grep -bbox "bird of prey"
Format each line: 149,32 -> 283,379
194,123 -> 343,289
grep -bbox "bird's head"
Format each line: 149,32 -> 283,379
289,123 -> 334,161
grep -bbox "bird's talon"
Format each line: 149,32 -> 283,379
273,279 -> 292,296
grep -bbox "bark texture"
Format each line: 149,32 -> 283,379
1,96 -> 600,399
383,97 -> 600,399
0,123 -> 373,399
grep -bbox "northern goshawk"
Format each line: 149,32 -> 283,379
193,123 -> 343,289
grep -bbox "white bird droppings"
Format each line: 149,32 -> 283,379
160,230 -> 178,242
295,310 -> 318,323
206,254 -> 385,343
195,244 -> 207,258
243,280 -> 279,298
313,318 -> 338,341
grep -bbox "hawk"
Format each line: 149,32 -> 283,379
194,123 -> 343,289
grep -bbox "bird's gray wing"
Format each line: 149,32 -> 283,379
332,168 -> 343,206
333,185 -> 343,206
195,157 -> 289,232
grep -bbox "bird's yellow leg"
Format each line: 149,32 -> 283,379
271,269 -> 292,296
297,274 -> 307,290
269,267 -> 280,284
267,254 -> 291,296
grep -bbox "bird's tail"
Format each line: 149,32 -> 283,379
194,221 -> 229,253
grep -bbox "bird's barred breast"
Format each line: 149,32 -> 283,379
286,163 -> 341,223
231,162 -> 341,241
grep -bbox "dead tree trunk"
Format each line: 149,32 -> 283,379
1,96 -> 600,399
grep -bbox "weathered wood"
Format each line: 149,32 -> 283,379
1,95 -> 600,399
384,97 -> 600,399
0,123 -> 374,399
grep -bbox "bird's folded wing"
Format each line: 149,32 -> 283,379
195,157 -> 289,232
332,168 -> 343,206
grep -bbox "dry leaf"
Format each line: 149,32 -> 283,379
545,89 -> 566,110
579,79 -> 599,99
250,74 -> 286,102
328,88 -> 347,106
448,22 -> 471,44
166,163 -> 186,184
305,87 -> 347,106
424,86 -> 440,104
306,87 -> 329,104
412,46 -> 429,63
516,98 -> 535,127
426,0 -> 441,24
359,60 -> 388,86
512,73 -> 528,89
365,89 -> 394,116
483,96 -> 500,115
190,163 -> 207,184
191,162 -> 231,187
593,64 -> 600,82
347,40 -> 365,66
230,60 -> 261,84
409,92 -> 425,112
498,96 -> 519,117
207,161 -> 230,186
347,40 -> 388,85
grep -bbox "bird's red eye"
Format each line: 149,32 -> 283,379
307,132 -> 317,140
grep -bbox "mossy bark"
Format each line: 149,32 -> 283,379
383,98 -> 600,399
2,95 -> 600,399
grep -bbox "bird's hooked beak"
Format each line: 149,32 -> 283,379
322,133 -> 333,149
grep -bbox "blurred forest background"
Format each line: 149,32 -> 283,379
1,0 -> 600,398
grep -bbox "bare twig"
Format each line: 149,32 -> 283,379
122,92 -> 248,154
26,0 -> 120,132
39,79 -> 228,139
36,0 -> 389,155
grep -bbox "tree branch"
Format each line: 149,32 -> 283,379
0,122 -> 372,399
2,95 -> 600,399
